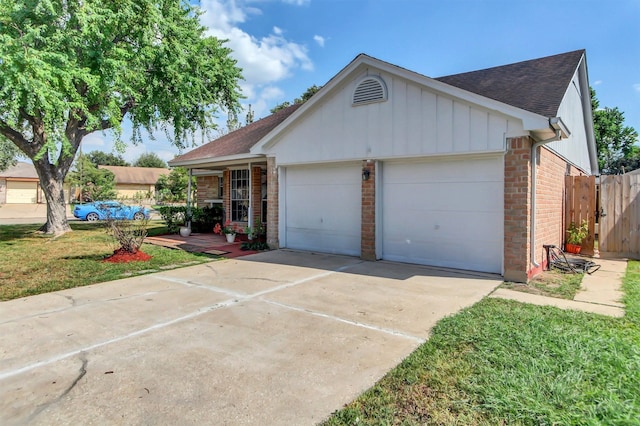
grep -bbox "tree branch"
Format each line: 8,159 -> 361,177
95,99 -> 134,133
0,119 -> 36,158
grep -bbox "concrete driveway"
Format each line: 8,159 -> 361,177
0,250 -> 501,425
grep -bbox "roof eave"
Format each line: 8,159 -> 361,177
168,153 -> 266,169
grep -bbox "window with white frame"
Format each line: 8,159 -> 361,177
230,169 -> 249,222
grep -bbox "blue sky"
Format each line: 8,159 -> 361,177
83,0 -> 640,163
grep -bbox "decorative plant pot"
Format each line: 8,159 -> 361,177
565,243 -> 581,254
179,227 -> 191,237
226,234 -> 236,243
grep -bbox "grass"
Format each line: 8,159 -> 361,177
0,221 -> 216,301
501,269 -> 584,299
323,261 -> 640,425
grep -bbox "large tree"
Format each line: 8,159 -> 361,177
85,150 -> 130,167
66,155 -> 117,202
591,88 -> 639,174
133,152 -> 167,168
0,0 -> 242,234
0,138 -> 19,172
270,85 -> 321,113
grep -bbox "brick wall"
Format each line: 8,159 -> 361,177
532,146 -> 573,274
361,160 -> 376,260
504,137 -> 532,282
250,166 -> 262,225
505,137 -> 582,282
196,176 -> 218,208
266,157 -> 279,248
223,169 -> 231,224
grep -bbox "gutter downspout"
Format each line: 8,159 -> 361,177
530,129 -> 562,268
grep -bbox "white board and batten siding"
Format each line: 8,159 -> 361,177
547,67 -> 593,173
268,66 -> 512,272
280,163 -> 361,256
267,69 -> 522,166
381,156 -> 504,274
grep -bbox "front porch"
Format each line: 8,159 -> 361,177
191,159 -> 276,247
145,232 -> 259,259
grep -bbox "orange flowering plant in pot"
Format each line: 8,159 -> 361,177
214,221 -> 243,243
565,220 -> 589,254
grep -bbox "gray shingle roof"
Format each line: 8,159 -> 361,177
436,50 -> 585,117
0,162 -> 38,179
170,103 -> 302,164
98,166 -> 170,185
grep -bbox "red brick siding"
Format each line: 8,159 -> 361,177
251,166 -> 262,225
361,161 -> 376,260
195,176 -> 219,208
266,157 -> 279,248
223,169 -> 231,224
504,137 -> 532,282
532,146 -> 570,274
505,137 -> 584,282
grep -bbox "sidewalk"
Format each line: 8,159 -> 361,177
490,258 -> 627,317
0,203 -> 75,224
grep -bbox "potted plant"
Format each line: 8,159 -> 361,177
179,209 -> 193,237
214,221 -> 239,243
565,219 -> 589,254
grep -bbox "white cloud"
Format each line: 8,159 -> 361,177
82,132 -> 106,148
593,80 -> 602,86
281,0 -> 310,5
313,35 -> 325,47
634,83 -> 640,93
199,0 -> 313,94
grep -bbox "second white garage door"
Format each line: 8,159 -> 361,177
381,156 -> 503,274
283,164 -> 361,256
6,181 -> 38,204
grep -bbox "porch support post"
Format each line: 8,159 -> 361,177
186,168 -> 192,228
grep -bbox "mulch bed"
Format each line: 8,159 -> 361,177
103,248 -> 152,263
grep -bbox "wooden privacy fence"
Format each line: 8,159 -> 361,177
599,174 -> 640,258
565,175 -> 596,256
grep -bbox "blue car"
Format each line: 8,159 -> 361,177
73,201 -> 150,222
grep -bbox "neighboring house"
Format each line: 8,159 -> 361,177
98,165 -> 170,202
170,50 -> 598,282
0,162 -> 43,204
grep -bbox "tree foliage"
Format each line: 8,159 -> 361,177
66,155 -> 116,202
85,150 -> 130,167
270,85 -> 322,113
155,167 -> 194,202
0,138 -> 19,172
133,152 -> 167,168
591,88 -> 639,174
0,0 -> 242,233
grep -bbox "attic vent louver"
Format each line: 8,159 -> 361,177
352,76 -> 387,106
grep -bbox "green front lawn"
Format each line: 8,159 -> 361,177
0,222 -> 215,301
324,261 -> 640,425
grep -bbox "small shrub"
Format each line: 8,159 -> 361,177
104,216 -> 149,253
156,205 -> 187,233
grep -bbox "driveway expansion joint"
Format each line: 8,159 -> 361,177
262,298 -> 426,344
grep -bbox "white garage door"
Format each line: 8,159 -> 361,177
6,181 -> 38,204
382,156 -> 503,274
284,164 -> 361,256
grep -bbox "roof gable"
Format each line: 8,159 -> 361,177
436,50 -> 585,117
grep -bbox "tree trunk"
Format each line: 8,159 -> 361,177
35,161 -> 72,235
